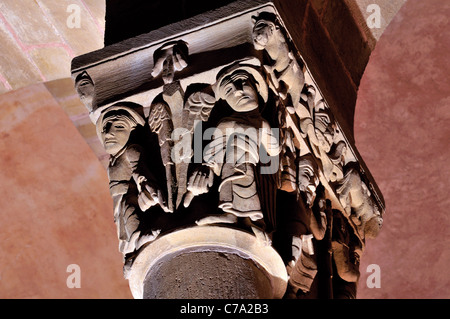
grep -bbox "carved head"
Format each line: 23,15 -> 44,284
75,71 -> 95,112
96,105 -> 145,155
364,205 -> 383,239
151,40 -> 188,84
214,63 -> 268,112
314,101 -> 336,152
251,12 -> 284,52
297,154 -> 319,206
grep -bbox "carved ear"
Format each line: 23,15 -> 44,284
274,17 -> 281,28
269,23 -> 275,32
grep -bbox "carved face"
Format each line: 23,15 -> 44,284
100,115 -> 135,155
314,110 -> 335,152
75,72 -> 95,111
252,19 -> 275,50
220,71 -> 259,112
298,157 -> 319,205
364,215 -> 383,239
162,55 -> 174,84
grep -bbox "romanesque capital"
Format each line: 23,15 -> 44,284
72,0 -> 385,299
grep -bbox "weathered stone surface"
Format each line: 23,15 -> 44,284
144,251 -> 273,299
0,0 -> 104,92
0,19 -> 42,89
29,47 -> 73,81
322,0 -> 372,86
0,0 -> 61,45
37,0 -> 103,56
355,0 -> 450,299
310,0 -> 328,16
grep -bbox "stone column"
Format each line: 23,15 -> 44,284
71,0 -> 385,299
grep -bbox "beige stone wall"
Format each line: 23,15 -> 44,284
0,0 -> 104,94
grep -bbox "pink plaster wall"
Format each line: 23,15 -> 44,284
0,83 -> 131,298
355,0 -> 450,298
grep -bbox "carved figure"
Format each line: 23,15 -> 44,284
331,211 -> 362,283
297,154 -> 320,208
252,13 -> 304,104
285,185 -> 328,295
252,13 -> 323,195
74,71 -> 96,112
287,234 -> 318,295
97,105 -> 162,254
313,101 -> 346,182
178,88 -> 216,208
336,165 -> 383,238
252,13 -> 320,150
188,62 -> 280,240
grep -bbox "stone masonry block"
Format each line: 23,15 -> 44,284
0,0 -> 61,46
321,0 -> 372,86
310,0 -> 328,16
29,46 -> 73,81
36,0 -> 104,56
0,18 -> 42,89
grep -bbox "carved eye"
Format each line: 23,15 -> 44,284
103,122 -> 112,133
79,79 -> 91,87
225,86 -> 233,95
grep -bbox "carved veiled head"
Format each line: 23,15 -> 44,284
96,105 -> 145,155
75,71 -> 95,112
214,63 -> 268,113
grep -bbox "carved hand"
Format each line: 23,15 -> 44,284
183,165 -> 214,207
137,178 -> 170,213
151,44 -> 188,79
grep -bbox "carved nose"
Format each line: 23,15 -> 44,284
233,80 -> 244,91
234,89 -> 243,97
104,130 -> 114,137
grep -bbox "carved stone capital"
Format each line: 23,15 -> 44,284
72,0 -> 385,299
